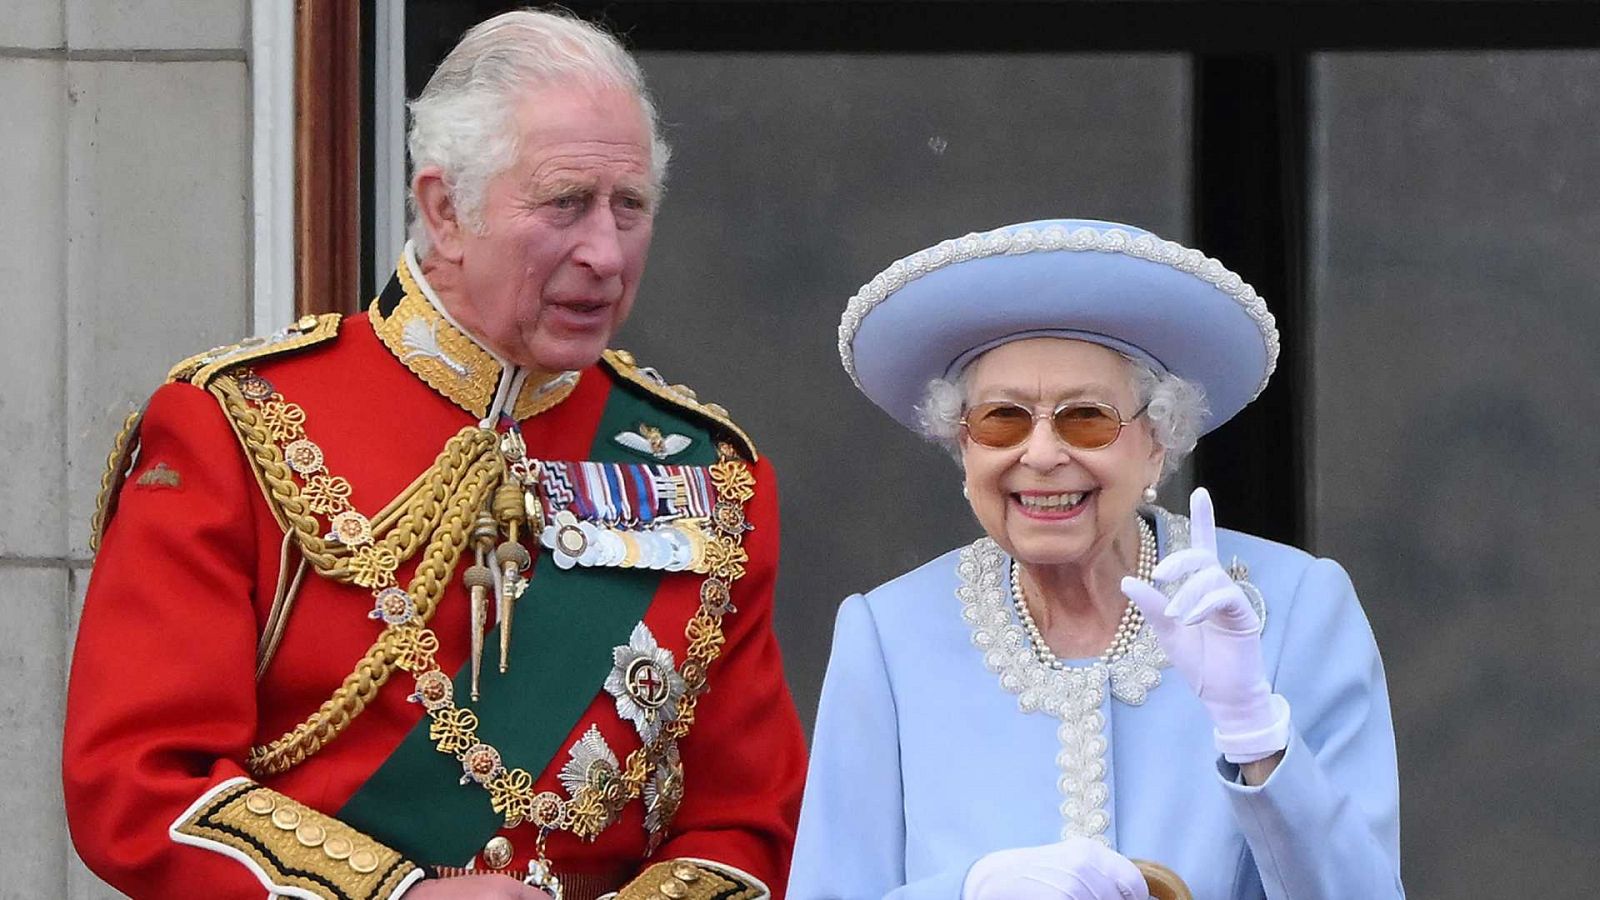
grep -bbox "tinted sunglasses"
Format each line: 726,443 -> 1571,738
960,400 -> 1149,450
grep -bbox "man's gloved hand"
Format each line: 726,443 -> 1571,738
1122,487 -> 1290,764
962,837 -> 1150,900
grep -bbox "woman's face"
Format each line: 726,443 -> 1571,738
959,338 -> 1164,570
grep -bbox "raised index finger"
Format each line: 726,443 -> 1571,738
1189,487 -> 1218,556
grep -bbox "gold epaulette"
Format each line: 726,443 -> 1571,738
90,315 -> 345,553
614,860 -> 768,900
170,778 -> 422,900
601,349 -> 758,461
167,313 -> 343,387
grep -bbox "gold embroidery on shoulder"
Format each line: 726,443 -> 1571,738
167,314 -> 342,387
601,349 -> 757,461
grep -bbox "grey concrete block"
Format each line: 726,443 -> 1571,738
64,59 -> 250,559
0,0 -> 64,50
0,566 -> 69,896
0,58 -> 67,560
66,0 -> 245,51
66,566 -> 89,687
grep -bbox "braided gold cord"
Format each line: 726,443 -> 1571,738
214,381 -> 345,574
248,439 -> 502,775
214,370 -> 505,775
89,406 -> 145,553
213,375 -> 498,581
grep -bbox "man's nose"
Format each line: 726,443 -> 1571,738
573,205 -> 625,278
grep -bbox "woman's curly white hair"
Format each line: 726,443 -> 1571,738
915,354 -> 1207,481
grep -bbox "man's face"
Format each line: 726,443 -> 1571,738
450,82 -> 656,372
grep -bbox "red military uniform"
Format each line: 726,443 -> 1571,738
64,258 -> 807,900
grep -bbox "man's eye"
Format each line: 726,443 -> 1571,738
551,194 -> 586,210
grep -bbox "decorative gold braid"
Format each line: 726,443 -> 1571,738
89,406 -> 145,553
213,379 -> 345,574
248,434 -> 502,775
213,368 -> 506,775
212,374 -> 497,581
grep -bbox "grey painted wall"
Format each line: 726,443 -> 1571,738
0,0 -> 250,896
1309,51 -> 1600,895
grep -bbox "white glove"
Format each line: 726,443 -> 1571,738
962,837 -> 1150,900
1121,487 -> 1290,763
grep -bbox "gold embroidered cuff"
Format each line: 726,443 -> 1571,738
614,859 -> 767,900
170,778 -> 421,900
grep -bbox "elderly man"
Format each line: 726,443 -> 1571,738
64,10 -> 806,900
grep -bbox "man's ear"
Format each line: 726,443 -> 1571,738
412,166 -> 464,262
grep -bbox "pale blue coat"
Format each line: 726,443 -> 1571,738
788,513 -> 1404,900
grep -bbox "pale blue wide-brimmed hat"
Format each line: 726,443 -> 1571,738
838,219 -> 1279,435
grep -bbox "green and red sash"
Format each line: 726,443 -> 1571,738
338,376 -> 718,864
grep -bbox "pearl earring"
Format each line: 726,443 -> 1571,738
962,483 -> 970,500
1142,485 -> 1158,504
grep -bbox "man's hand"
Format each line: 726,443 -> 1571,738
406,874 -> 555,899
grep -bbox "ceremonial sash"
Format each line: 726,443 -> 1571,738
337,376 -> 718,863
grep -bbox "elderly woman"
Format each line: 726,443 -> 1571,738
789,220 -> 1404,900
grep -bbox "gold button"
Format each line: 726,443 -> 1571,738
481,835 -> 514,870
295,823 -> 326,848
672,864 -> 700,883
659,879 -> 688,899
349,848 -> 379,874
322,836 -> 353,861
244,791 -> 276,815
270,806 -> 302,831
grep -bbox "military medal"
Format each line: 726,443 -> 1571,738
604,623 -> 686,744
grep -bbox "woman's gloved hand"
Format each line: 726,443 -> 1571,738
962,837 -> 1150,900
1122,487 -> 1290,764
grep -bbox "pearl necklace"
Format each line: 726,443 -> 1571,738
1010,517 -> 1158,669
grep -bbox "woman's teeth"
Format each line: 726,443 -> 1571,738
1018,491 -> 1086,510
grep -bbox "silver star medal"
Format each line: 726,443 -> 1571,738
558,725 -> 623,834
604,622 -> 687,744
643,742 -> 685,840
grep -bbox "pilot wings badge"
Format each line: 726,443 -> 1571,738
614,423 -> 693,460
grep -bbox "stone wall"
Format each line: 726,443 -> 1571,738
0,1 -> 251,895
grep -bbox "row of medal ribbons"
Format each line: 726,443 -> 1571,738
529,460 -> 720,573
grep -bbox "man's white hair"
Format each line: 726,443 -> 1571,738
406,8 -> 671,256
916,354 -> 1208,480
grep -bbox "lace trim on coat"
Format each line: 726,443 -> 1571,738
956,507 -> 1266,845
